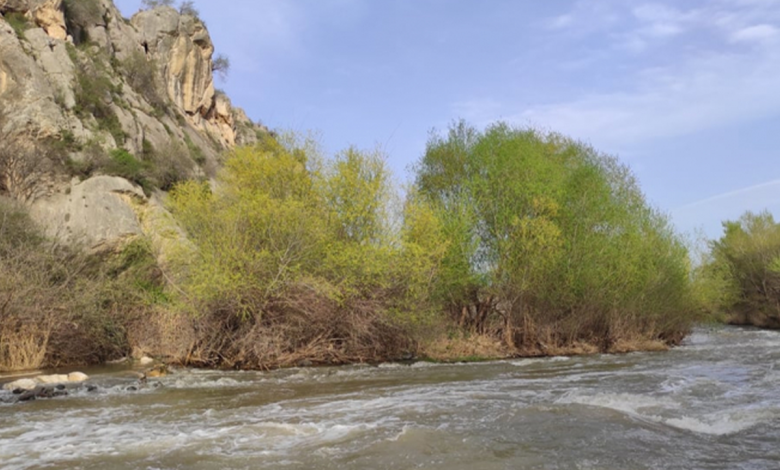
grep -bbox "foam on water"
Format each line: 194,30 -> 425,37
664,413 -> 765,436
556,392 -> 680,416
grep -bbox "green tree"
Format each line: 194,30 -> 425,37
700,211 -> 780,326
415,121 -> 695,350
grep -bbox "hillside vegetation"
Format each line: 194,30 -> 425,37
0,119 -> 703,371
0,1 -> 703,371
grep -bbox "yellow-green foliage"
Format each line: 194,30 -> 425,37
167,123 -> 698,364
700,211 -> 780,324
169,135 -> 416,321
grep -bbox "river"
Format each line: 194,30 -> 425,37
1,326 -> 779,469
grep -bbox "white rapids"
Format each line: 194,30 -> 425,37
2,326 -> 780,470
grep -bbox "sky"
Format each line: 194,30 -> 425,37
114,0 -> 780,240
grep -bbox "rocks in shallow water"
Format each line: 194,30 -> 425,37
145,364 -> 169,378
36,374 -> 70,385
67,372 -> 89,383
2,372 -> 89,391
3,378 -> 37,392
16,386 -> 69,402
138,356 -> 155,366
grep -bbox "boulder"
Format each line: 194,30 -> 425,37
145,364 -> 168,378
17,385 -> 68,401
36,374 -> 69,384
67,371 -> 88,382
2,378 -> 37,391
29,175 -> 146,250
1,371 -> 89,391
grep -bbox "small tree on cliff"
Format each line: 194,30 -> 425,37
141,0 -> 175,8
179,1 -> 199,17
213,54 -> 230,81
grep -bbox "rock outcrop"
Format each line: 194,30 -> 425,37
30,175 -> 145,248
0,0 -> 267,251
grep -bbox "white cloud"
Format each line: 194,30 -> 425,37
494,1 -> 779,148
730,24 -> 779,42
544,0 -> 621,33
511,45 -> 780,149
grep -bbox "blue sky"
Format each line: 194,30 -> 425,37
115,0 -> 780,240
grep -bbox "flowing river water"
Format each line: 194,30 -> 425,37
1,326 -> 779,469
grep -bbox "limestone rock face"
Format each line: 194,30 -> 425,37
30,175 -> 145,249
0,0 -> 31,12
0,0 -> 267,251
132,8 -> 214,117
0,18 -> 66,138
30,0 -> 66,40
24,27 -> 75,107
0,0 -> 66,40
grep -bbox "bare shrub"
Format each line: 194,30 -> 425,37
0,109 -> 63,202
178,1 -> 199,18
0,200 -> 172,370
182,281 -> 412,369
0,199 -> 74,371
212,54 -> 230,81
121,51 -> 167,113
148,141 -> 194,190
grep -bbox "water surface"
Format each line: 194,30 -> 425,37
2,326 -> 779,469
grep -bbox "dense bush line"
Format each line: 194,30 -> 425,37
695,211 -> 780,328
0,121 -> 703,371
161,123 -> 698,368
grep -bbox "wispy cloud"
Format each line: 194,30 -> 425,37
730,24 -> 779,43
675,179 -> 780,212
457,0 -> 780,150
672,179 -> 780,236
514,47 -> 780,147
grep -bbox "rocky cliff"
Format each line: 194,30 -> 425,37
0,0 -> 265,251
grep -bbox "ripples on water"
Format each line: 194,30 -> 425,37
1,326 -> 779,469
